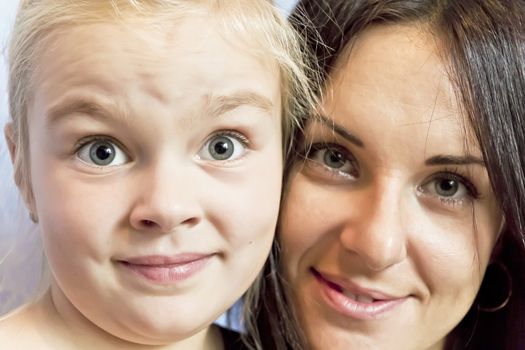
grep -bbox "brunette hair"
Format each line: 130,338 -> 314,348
251,0 -> 525,349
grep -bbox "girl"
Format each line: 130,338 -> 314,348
251,0 -> 525,349
0,0 -> 315,349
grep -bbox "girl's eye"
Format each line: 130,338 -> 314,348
77,139 -> 129,167
198,132 -> 248,161
305,143 -> 359,178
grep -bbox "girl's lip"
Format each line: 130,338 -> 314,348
311,267 -> 408,320
120,253 -> 214,266
117,254 -> 215,284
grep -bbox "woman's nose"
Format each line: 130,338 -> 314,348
129,162 -> 203,234
339,183 -> 408,271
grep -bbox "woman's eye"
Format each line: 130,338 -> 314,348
77,139 -> 129,167
419,171 -> 478,205
434,178 -> 463,197
422,176 -> 468,199
323,148 -> 347,168
306,144 -> 358,178
198,132 -> 248,162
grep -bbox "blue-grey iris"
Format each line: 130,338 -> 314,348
436,179 -> 458,197
209,136 -> 234,160
89,141 -> 115,166
324,148 -> 346,169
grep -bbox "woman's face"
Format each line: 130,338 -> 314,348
280,25 -> 502,350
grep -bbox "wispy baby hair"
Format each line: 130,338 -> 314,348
6,0 -> 319,331
8,0 -> 318,212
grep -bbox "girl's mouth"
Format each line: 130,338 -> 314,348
117,254 -> 215,285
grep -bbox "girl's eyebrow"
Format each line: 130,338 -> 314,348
205,90 -> 275,118
315,114 -> 365,148
46,98 -> 122,129
425,155 -> 485,166
45,90 -> 275,128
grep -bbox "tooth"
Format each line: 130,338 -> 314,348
356,294 -> 374,303
343,290 -> 357,301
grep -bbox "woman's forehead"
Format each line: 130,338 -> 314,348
319,24 -> 482,160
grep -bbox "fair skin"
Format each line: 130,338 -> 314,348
1,14 -> 282,350
280,25 -> 502,350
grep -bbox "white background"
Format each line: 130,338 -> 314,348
0,1 -> 21,208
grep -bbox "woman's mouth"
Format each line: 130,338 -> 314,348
310,267 -> 408,320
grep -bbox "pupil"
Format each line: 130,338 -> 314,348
96,145 -> 112,160
438,179 -> 458,195
214,141 -> 229,155
90,141 -> 116,166
209,136 -> 234,160
325,149 -> 345,168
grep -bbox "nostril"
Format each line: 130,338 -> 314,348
182,217 -> 200,226
141,219 -> 155,227
131,208 -> 202,232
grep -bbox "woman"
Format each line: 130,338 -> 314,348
248,0 -> 525,349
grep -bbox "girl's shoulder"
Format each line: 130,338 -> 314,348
0,298 -> 67,350
0,304 -> 48,348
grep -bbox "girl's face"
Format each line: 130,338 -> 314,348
280,25 -> 502,350
24,16 -> 282,344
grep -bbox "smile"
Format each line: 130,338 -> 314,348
117,254 -> 215,285
311,267 -> 408,320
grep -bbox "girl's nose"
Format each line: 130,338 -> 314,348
129,163 -> 203,234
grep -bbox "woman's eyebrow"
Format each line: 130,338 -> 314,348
316,114 -> 365,148
425,155 -> 485,166
205,90 -> 275,118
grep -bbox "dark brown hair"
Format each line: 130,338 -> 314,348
250,0 -> 525,349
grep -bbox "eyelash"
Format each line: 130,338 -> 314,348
300,141 -> 359,180
73,135 -> 126,155
300,140 -> 481,207
75,132 -> 251,171
72,135 -> 130,170
210,130 -> 250,146
197,129 -> 251,164
74,130 -> 249,153
419,167 -> 480,208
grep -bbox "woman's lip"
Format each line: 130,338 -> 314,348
311,267 -> 398,300
117,254 -> 215,284
311,267 -> 408,320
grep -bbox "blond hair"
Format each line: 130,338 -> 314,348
8,0 -> 317,213
6,0 -> 319,346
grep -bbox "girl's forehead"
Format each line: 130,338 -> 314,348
40,16 -> 277,76
28,17 -> 282,132
32,18 -> 280,100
